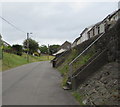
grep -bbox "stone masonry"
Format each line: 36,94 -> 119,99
77,62 -> 119,105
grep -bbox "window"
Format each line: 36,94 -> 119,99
98,26 -> 100,34
88,32 -> 90,38
93,28 -> 95,36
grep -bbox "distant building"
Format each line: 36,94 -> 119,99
53,41 -> 71,56
58,41 -> 71,50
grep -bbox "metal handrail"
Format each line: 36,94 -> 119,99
72,48 -> 107,78
69,33 -> 105,66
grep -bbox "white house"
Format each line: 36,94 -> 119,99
71,37 -> 80,48
77,28 -> 88,45
107,9 -> 120,27
87,20 -> 106,39
87,9 -> 120,39
72,9 -> 120,49
77,25 -> 94,46
109,9 -> 119,21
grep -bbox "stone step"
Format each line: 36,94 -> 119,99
63,86 -> 71,90
66,81 -> 71,85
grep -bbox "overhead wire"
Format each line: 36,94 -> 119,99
0,16 -> 26,33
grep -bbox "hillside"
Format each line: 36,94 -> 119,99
2,52 -> 54,71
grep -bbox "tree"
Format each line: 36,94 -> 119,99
23,38 -> 39,55
39,45 -> 48,54
3,46 -> 12,53
12,44 -> 23,56
49,45 -> 60,55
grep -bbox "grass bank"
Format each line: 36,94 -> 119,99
72,91 -> 84,105
57,48 -> 95,104
2,52 -> 54,71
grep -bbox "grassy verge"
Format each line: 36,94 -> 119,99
2,52 -> 54,71
57,48 -> 95,104
0,60 -> 2,72
57,48 -> 95,86
72,91 -> 84,105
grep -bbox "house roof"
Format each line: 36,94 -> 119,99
87,9 -> 120,33
108,9 -> 120,19
72,36 -> 80,44
86,23 -> 98,33
63,41 -> 71,45
80,28 -> 88,36
58,41 -> 71,50
53,48 -> 66,56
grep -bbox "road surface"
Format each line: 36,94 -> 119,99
2,61 -> 79,105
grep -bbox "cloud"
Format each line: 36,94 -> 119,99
1,2 -> 118,46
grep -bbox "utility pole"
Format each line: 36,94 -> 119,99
27,33 -> 29,62
48,44 -> 49,60
0,34 -> 3,60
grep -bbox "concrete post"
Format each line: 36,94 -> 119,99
71,77 -> 77,90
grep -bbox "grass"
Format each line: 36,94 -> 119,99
0,49 -> 2,59
0,49 -> 2,72
57,49 -> 79,86
57,47 -> 96,87
0,60 -> 2,72
2,52 -> 54,71
57,47 -> 96,104
22,53 -> 54,62
72,91 -> 84,105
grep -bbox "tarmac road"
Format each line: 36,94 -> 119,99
2,61 -> 79,105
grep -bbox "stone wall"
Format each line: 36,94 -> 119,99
75,19 -> 120,105
77,62 -> 119,105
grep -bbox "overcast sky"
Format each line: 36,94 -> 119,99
0,1 -> 118,46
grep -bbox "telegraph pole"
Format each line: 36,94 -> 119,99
48,44 -> 49,60
27,33 -> 29,62
0,34 -> 3,60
